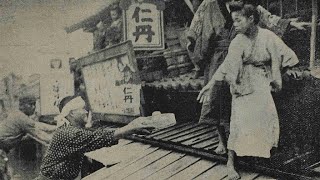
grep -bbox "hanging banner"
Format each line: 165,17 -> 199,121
79,41 -> 141,116
120,0 -> 165,50
40,72 -> 74,115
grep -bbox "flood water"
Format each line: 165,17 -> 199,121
7,139 -> 45,180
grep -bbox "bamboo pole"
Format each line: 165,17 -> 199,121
280,0 -> 283,17
310,0 -> 318,68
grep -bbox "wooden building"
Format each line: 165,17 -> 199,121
65,0 -> 320,179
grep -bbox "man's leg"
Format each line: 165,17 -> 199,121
199,82 -> 227,154
0,149 -> 10,180
227,150 -> 240,180
215,125 -> 227,154
216,82 -> 232,154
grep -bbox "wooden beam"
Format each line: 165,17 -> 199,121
64,5 -> 109,34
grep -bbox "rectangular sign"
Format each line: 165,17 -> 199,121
40,72 -> 74,115
80,41 -> 141,116
121,0 -> 165,50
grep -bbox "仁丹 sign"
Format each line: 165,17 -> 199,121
79,41 -> 141,116
120,0 -> 165,50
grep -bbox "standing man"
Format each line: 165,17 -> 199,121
37,96 -> 154,180
0,96 -> 55,151
188,0 -> 309,155
0,96 -> 56,179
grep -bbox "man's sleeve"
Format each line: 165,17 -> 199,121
267,31 -> 299,90
14,111 -> 36,133
212,36 -> 244,84
11,111 -> 55,143
69,128 -> 118,154
257,5 -> 291,37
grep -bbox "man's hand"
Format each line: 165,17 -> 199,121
35,122 -> 56,132
114,122 -> 155,140
286,69 -> 302,79
270,81 -> 282,93
289,18 -> 311,30
187,37 -> 196,52
197,83 -> 213,103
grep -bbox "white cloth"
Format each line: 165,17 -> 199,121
55,97 -> 86,128
228,69 -> 279,158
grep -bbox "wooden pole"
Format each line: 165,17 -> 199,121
279,0 -> 283,17
310,0 -> 318,69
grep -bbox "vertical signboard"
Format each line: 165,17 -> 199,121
120,0 -> 165,50
40,72 -> 74,115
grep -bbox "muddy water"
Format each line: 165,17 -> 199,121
7,139 -> 46,180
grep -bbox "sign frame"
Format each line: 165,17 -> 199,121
120,0 -> 165,50
78,41 -> 142,120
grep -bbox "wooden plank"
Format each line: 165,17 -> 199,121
254,175 -> 277,180
85,140 -> 134,164
86,139 -> 132,155
150,124 -> 199,140
146,123 -> 192,138
170,126 -> 216,143
181,130 -> 218,146
204,141 -> 219,150
188,130 -> 218,146
313,166 -> 320,172
160,125 -> 208,141
146,123 -> 188,137
194,164 -> 228,179
104,149 -> 171,180
192,136 -> 219,149
85,146 -> 159,180
87,142 -> 151,165
254,174 -> 277,180
124,152 -> 185,180
118,139 -> 133,145
127,135 -> 227,163
78,41 -> 134,68
168,160 -> 218,180
238,171 -> 260,180
152,124 -> 203,140
306,161 -> 320,170
83,167 -> 109,180
145,155 -> 201,180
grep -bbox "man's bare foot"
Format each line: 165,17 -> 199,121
214,141 -> 227,154
227,165 -> 240,180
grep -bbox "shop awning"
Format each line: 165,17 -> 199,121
64,0 -> 191,34
64,0 -> 120,33
143,72 -> 205,92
